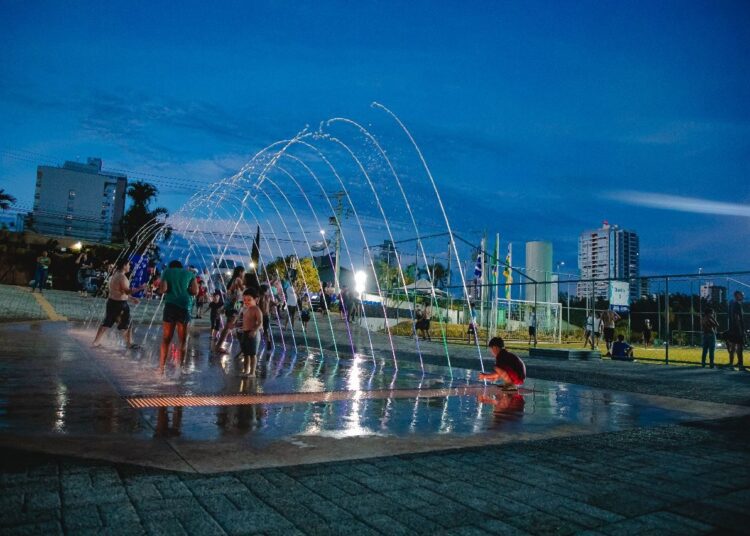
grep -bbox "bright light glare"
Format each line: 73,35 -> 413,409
354,270 -> 367,296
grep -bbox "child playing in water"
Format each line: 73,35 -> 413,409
240,288 -> 263,377
300,294 -> 311,331
479,337 -> 526,391
208,290 -> 224,340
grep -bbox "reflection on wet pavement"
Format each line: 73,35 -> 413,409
1,321 -> 748,471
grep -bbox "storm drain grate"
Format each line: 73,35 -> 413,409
125,385 -> 496,408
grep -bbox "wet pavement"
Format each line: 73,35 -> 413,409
3,315 -> 750,534
1,321 -> 748,476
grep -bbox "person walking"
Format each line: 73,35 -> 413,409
216,266 -> 245,352
700,307 -> 719,368
92,258 -> 145,349
158,260 -> 198,374
727,291 -> 746,371
284,282 -> 298,329
32,251 -> 51,293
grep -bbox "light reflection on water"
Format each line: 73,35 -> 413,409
42,328 -> 699,443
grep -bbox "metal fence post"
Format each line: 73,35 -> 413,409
665,276 -> 670,365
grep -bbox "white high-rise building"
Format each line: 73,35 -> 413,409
577,222 -> 640,301
33,158 -> 127,243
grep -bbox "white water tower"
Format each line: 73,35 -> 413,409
525,241 -> 553,303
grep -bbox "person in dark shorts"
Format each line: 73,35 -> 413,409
240,288 -> 263,377
159,260 -> 198,374
208,290 -> 224,340
727,291 -> 746,370
600,309 -> 620,357
528,309 -> 537,347
92,258 -> 145,349
479,336 -> 526,391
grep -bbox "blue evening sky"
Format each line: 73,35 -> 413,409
1,0 -> 748,276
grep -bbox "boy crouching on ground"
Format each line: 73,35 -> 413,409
479,337 -> 527,391
240,288 -> 263,377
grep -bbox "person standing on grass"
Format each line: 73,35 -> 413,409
583,313 -> 594,348
479,336 -> 526,391
600,309 -> 621,357
32,251 -> 51,292
528,308 -> 538,347
643,318 -> 653,348
92,258 -> 146,349
701,307 -> 719,368
727,291 -> 746,371
158,260 -> 198,374
592,312 -> 602,350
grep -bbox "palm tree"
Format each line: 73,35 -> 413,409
0,189 -> 16,211
126,181 -> 159,208
119,181 -> 170,250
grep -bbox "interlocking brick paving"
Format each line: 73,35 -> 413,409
3,417 -> 749,535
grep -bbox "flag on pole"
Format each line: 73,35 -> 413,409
473,252 -> 482,280
503,243 -> 513,300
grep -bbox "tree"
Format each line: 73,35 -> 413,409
294,257 -> 321,294
430,262 -> 449,289
0,189 -> 16,211
119,181 -> 170,252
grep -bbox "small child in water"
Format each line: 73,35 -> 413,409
208,290 -> 223,340
240,288 -> 263,377
479,336 -> 526,391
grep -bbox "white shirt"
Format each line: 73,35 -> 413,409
285,285 -> 298,307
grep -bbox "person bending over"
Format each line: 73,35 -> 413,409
478,336 -> 526,391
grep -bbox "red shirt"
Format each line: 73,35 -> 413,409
495,349 -> 526,385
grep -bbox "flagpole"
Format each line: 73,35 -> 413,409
491,233 -> 500,340
480,235 -> 486,331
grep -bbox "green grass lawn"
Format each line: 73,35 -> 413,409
504,340 -> 737,366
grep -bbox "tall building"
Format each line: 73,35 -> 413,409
33,158 -> 127,243
524,241 -> 554,303
577,222 -> 640,301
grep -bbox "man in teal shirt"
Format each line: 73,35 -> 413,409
159,260 -> 198,374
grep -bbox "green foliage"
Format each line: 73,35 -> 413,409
260,255 -> 321,295
119,181 -> 171,251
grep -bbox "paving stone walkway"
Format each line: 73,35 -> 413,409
3,416 -> 749,536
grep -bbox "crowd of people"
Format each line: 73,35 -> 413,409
90,259 -> 363,376
580,290 -> 746,368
